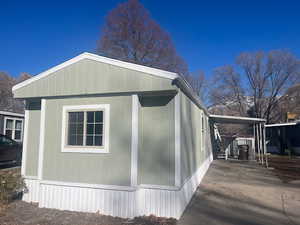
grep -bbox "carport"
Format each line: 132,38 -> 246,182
209,114 -> 267,165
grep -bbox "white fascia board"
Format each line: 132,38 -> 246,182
265,122 -> 298,127
210,114 -> 266,123
0,111 -> 24,117
12,52 -> 179,92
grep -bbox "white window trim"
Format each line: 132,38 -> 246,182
3,116 -> 24,142
61,104 -> 110,153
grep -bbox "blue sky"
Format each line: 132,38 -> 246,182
1,0 -> 299,78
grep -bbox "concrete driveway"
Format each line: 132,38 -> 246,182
178,160 -> 300,225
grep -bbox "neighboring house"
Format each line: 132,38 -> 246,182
12,52 -> 213,219
0,110 -> 24,142
266,122 -> 300,155
269,83 -> 300,123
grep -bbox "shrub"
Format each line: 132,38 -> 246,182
0,169 -> 27,204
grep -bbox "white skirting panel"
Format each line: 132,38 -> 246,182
137,188 -> 180,218
39,184 -> 137,218
23,178 -> 40,203
23,154 -> 213,219
177,154 -> 212,216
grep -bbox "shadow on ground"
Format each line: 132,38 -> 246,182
178,160 -> 300,225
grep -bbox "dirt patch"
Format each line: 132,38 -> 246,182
0,201 -> 176,225
268,155 -> 300,183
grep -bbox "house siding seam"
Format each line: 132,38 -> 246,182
23,152 -> 213,219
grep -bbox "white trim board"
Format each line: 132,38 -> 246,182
0,111 -> 24,117
12,52 -> 178,92
40,180 -> 136,191
21,110 -> 29,175
174,92 -> 181,187
265,122 -> 298,127
210,114 -> 266,123
37,99 -> 46,180
131,95 -> 139,187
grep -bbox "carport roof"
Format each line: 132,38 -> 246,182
209,114 -> 266,124
265,121 -> 299,127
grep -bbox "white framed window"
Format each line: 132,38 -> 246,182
4,117 -> 24,142
61,104 -> 110,153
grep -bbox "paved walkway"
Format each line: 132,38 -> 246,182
178,160 -> 300,225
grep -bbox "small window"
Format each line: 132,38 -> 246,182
62,104 -> 110,153
4,117 -> 23,141
15,120 -> 23,140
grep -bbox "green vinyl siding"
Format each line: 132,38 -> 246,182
138,95 -> 175,186
42,95 -> 132,186
24,101 -> 41,177
14,59 -> 175,98
180,91 -> 210,183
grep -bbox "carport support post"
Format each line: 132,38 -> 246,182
260,123 -> 264,165
263,122 -> 267,166
256,124 -> 261,163
253,123 -> 256,160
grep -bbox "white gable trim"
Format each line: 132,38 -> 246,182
12,52 -> 179,92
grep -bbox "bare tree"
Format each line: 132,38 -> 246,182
209,50 -> 300,123
0,72 -> 15,111
209,65 -> 247,116
16,72 -> 32,84
97,0 -> 188,76
185,70 -> 209,103
0,72 -> 32,113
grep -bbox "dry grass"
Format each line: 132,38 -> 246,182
268,155 -> 300,183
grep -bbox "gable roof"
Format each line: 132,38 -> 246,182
12,52 -> 210,115
12,52 -> 179,92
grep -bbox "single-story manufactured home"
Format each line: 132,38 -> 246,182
13,52 -> 214,219
0,110 -> 24,142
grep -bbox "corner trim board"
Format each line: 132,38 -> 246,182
37,99 -> 46,180
21,110 -> 29,175
131,94 -> 139,187
175,92 -> 181,187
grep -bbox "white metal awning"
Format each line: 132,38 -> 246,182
209,114 -> 266,124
